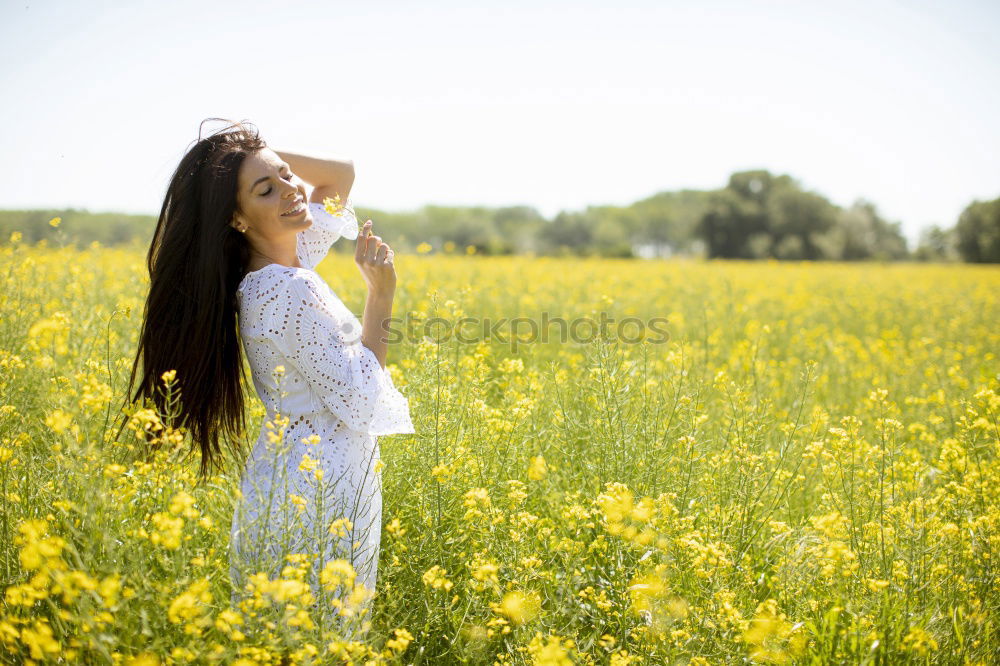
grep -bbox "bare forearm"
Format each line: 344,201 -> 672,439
275,150 -> 355,196
361,290 -> 394,368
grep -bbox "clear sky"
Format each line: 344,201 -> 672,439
2,0 -> 998,245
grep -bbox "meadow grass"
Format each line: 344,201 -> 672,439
1,234 -> 998,664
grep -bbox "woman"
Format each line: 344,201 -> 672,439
119,118 -> 415,639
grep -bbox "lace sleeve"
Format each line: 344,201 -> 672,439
270,272 -> 415,435
296,197 -> 361,270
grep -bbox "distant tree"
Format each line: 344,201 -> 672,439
630,189 -> 712,255
817,199 -> 909,261
696,188 -> 766,259
955,196 -> 1000,263
588,205 -> 638,258
696,170 -> 836,259
913,224 -> 959,262
539,210 -> 596,255
765,185 -> 839,259
493,206 -> 546,254
694,170 -> 914,261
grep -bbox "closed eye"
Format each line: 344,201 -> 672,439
261,171 -> 294,196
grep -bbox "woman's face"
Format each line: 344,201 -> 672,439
232,148 -> 312,239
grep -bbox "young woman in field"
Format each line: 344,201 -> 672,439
118,119 -> 415,640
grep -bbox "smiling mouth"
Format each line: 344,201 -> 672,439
281,200 -> 307,217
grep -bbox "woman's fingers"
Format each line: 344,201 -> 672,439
355,220 -> 372,260
366,234 -> 383,262
357,220 -> 381,260
355,219 -> 394,265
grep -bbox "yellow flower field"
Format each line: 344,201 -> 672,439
1,236 -> 998,664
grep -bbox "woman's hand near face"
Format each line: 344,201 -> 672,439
355,219 -> 397,296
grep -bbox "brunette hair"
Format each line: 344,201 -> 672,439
114,118 -> 266,480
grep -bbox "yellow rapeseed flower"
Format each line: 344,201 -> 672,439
386,517 -> 406,538
329,517 -> 353,537
322,194 -> 346,216
20,618 -> 61,660
167,579 -> 212,625
298,452 -> 318,475
902,626 -> 938,656
289,494 -> 307,512
16,518 -> 66,571
742,599 -> 806,664
168,491 -> 198,519
149,512 -> 183,550
386,627 -> 414,652
526,632 -> 574,665
422,565 -> 453,592
528,455 -> 548,480
44,409 -> 73,434
320,559 -> 357,591
498,590 -> 541,625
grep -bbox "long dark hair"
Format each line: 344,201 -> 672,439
115,118 -> 266,480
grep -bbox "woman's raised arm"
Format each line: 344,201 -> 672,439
275,149 -> 355,204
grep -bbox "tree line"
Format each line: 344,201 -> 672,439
2,170 -> 997,261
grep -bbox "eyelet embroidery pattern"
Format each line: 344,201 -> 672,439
298,198 -> 360,267
229,196 -> 414,636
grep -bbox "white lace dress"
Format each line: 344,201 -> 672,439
228,197 -> 415,637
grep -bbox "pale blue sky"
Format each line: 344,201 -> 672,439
2,0 -> 998,245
